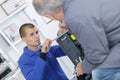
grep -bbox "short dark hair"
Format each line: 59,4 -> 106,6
19,23 -> 35,38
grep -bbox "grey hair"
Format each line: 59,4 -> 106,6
33,0 -> 62,15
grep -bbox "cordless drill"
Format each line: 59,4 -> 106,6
56,30 -> 91,80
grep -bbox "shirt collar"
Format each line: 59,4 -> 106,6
24,46 -> 41,56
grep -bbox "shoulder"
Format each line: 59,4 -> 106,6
18,52 -> 32,65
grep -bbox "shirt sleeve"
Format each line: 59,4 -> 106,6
66,15 -> 109,74
49,45 -> 66,58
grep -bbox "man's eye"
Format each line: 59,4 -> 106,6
36,31 -> 38,34
30,33 -> 34,36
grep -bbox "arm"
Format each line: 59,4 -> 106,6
66,15 -> 109,74
49,45 -> 66,57
41,38 -> 66,58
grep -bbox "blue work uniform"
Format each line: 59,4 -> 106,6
18,45 -> 68,80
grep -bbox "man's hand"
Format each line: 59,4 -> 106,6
42,38 -> 52,53
76,62 -> 84,76
57,26 -> 66,36
57,20 -> 67,36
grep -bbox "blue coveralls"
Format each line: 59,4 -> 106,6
18,45 -> 68,80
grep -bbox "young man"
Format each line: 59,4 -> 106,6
33,0 -> 120,80
18,23 -> 68,80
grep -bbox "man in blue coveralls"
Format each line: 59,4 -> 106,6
18,23 -> 68,80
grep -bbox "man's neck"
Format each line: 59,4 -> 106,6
27,46 -> 39,51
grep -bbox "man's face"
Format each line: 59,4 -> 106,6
22,27 -> 41,48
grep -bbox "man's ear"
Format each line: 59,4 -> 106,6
22,37 -> 27,43
44,13 -> 56,20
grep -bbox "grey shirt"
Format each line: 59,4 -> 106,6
62,0 -> 120,74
